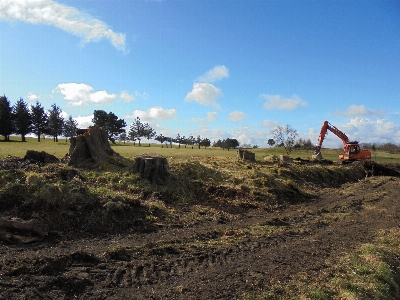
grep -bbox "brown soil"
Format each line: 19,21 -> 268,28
1,159 -> 400,299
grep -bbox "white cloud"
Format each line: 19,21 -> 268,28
185,82 -> 222,109
60,110 -> 69,120
26,92 -> 40,101
206,112 -> 217,122
312,118 -> 400,148
134,91 -> 149,99
229,111 -> 248,121
262,119 -> 280,128
197,65 -> 229,83
261,94 -> 307,110
0,0 -> 126,51
342,118 -> 400,144
90,90 -> 117,104
192,112 -> 217,123
120,91 -> 135,102
332,105 -> 385,117
74,115 -> 94,129
124,106 -> 177,122
185,66 -> 228,109
52,83 -> 117,106
229,127 -> 270,147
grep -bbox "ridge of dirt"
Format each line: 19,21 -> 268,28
0,157 -> 400,299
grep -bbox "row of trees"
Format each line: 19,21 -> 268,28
0,96 -> 77,142
0,96 -> 223,148
1,95 -> 322,152
361,142 -> 400,154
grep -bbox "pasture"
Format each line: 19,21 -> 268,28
0,135 -> 399,163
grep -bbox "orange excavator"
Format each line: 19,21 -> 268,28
313,121 -> 371,163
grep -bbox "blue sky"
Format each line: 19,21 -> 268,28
1,0 -> 400,148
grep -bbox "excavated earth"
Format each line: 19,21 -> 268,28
0,157 -> 400,300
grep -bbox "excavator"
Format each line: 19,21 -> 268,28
312,121 -> 371,163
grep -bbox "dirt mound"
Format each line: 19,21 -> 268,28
24,150 -> 59,164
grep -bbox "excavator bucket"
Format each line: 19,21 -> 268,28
312,152 -> 323,160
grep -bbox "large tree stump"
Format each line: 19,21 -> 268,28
67,127 -> 120,167
133,154 -> 170,184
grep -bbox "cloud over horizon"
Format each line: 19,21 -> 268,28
185,83 -> 223,109
332,105 -> 386,117
196,65 -> 229,83
0,0 -> 126,51
52,83 -> 117,106
26,92 -> 40,101
124,106 -> 177,123
185,66 -> 228,109
120,91 -> 135,102
262,119 -> 280,128
192,112 -> 217,123
229,111 -> 248,121
261,94 -> 307,110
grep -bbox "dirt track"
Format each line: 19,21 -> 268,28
1,173 -> 399,299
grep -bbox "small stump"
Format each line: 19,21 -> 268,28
237,149 -> 255,161
133,154 -> 170,184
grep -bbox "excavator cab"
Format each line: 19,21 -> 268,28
348,143 -> 360,158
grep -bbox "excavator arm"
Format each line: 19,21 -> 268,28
314,121 -> 349,154
313,120 -> 371,162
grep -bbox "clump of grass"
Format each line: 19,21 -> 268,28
240,227 -> 400,300
105,245 -> 131,261
329,229 -> 400,299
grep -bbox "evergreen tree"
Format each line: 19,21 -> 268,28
174,133 -> 182,148
155,134 -> 167,147
13,98 -> 32,142
201,137 -> 211,149
143,122 -> 156,146
128,117 -> 145,146
30,101 -> 48,142
0,95 -> 14,141
92,110 -> 126,143
48,103 -> 65,142
63,115 -> 78,141
118,131 -> 127,144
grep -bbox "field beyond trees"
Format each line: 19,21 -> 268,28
0,139 -> 399,299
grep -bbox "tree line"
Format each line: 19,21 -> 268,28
5,95 -> 348,152
0,96 -> 241,149
0,96 -> 74,142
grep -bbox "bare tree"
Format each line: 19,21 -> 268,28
271,125 -> 298,155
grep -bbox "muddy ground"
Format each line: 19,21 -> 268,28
0,159 -> 399,299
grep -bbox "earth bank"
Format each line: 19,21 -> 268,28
0,154 -> 399,299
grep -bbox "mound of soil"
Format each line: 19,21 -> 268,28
1,158 -> 399,299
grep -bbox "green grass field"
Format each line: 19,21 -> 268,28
1,136 -> 399,163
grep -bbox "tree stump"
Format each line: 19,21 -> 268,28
237,149 -> 256,161
66,127 -> 120,167
133,154 -> 170,184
